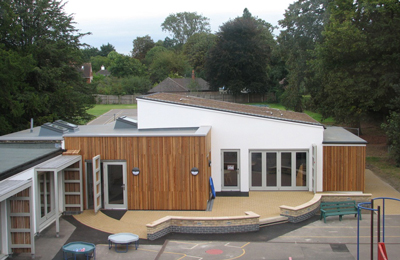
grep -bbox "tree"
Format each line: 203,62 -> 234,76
148,50 -> 190,83
183,32 -> 216,75
99,43 -> 116,57
132,35 -> 155,62
277,0 -> 331,112
0,0 -> 95,135
108,52 -> 146,78
311,0 -> 400,128
81,47 -> 100,62
144,46 -> 168,66
205,9 -> 274,95
161,12 -> 211,44
90,55 -> 111,72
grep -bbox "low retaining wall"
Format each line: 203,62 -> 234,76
146,211 -> 260,240
280,193 -> 372,223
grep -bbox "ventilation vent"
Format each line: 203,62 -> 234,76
39,123 -> 69,136
114,116 -> 138,129
53,120 -> 79,132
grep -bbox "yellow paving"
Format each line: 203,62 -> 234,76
365,169 -> 400,215
74,170 -> 400,239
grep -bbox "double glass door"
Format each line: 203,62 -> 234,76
251,151 -> 308,190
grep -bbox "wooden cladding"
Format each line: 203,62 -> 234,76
64,134 -> 211,210
323,146 -> 366,192
8,187 -> 33,254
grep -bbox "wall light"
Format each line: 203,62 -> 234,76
191,167 -> 199,176
132,167 -> 140,175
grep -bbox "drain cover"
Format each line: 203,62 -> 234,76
330,244 -> 349,252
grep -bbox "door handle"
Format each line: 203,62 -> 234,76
121,184 -> 125,190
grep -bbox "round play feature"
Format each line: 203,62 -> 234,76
206,249 -> 223,255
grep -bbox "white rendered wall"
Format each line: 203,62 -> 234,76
137,99 -> 324,192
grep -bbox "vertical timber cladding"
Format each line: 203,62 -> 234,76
64,132 -> 211,210
8,187 -> 33,254
323,146 -> 366,192
63,162 -> 82,212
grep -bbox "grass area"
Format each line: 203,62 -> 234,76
366,156 -> 400,192
87,104 -> 137,117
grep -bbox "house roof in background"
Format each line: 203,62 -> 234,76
96,68 -> 111,76
148,77 -> 210,93
81,63 -> 93,78
138,93 -> 322,126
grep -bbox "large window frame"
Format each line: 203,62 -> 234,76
250,150 -> 308,191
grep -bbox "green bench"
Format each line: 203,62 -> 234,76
320,200 -> 360,223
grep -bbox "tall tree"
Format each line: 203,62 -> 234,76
205,9 -> 274,95
161,12 -> 211,45
183,32 -> 216,75
99,43 -> 116,57
81,46 -> 100,62
0,0 -> 95,135
311,0 -> 400,128
132,35 -> 155,62
148,50 -> 190,83
277,0 -> 331,112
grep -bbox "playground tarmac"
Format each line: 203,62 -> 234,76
16,213 -> 400,260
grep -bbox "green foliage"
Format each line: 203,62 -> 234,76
108,52 -> 147,78
205,9 -> 274,95
132,35 -> 155,62
161,12 -> 211,44
0,0 -> 95,135
94,75 -> 151,95
311,0 -> 400,126
382,112 -> 400,166
90,55 -> 111,72
183,33 -> 216,75
99,43 -> 116,57
81,47 -> 100,62
148,51 -> 190,84
277,0 -> 331,112
144,46 -> 168,66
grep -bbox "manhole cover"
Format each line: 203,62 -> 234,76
330,243 -> 349,252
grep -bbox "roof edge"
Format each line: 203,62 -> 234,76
137,95 -> 324,127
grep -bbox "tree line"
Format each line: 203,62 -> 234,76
1,0 -> 400,164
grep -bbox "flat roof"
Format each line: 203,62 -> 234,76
137,93 -> 322,126
323,126 -> 367,145
0,126 -> 64,142
0,143 -> 62,179
63,124 -> 211,137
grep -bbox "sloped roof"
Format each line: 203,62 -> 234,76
148,77 -> 210,93
81,63 -> 92,78
137,93 -> 322,126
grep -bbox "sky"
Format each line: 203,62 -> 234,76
63,0 -> 295,55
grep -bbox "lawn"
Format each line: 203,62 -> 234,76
87,104 -> 137,117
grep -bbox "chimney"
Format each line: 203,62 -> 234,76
101,65 -> 105,70
192,70 -> 195,80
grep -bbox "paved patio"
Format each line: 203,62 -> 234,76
73,169 -> 400,239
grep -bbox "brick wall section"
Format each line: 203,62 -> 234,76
146,211 -> 260,240
280,193 -> 372,223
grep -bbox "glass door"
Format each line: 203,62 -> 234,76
250,151 -> 308,190
222,150 -> 240,190
38,172 -> 55,223
103,162 -> 127,209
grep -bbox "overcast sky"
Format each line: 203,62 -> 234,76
63,0 -> 295,55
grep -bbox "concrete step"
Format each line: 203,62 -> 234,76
259,216 -> 288,227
